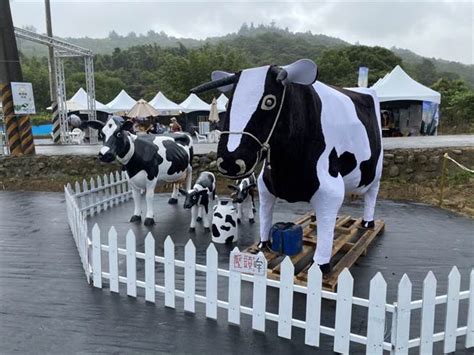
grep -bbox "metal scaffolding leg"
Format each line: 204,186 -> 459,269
54,54 -> 69,143
84,56 -> 98,144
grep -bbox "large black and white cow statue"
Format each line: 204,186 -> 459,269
179,171 -> 216,232
227,173 -> 257,224
83,116 -> 193,226
191,59 -> 382,273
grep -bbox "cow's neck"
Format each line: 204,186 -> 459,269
116,136 -> 134,165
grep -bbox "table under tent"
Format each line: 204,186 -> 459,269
371,65 -> 441,137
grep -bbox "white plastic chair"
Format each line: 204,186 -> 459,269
195,131 -> 208,143
70,128 -> 85,144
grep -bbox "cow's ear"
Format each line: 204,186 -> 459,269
80,120 -> 104,131
179,189 -> 188,196
280,59 -> 318,86
248,183 -> 256,189
211,71 -> 235,92
227,184 -> 239,191
121,120 -> 134,132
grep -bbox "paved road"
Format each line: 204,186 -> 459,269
0,192 -> 472,353
33,135 -> 473,156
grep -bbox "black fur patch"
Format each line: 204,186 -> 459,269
125,137 -> 163,179
328,148 -> 339,178
339,151 -> 357,177
212,224 -> 220,237
163,139 -> 189,175
221,225 -> 231,231
225,215 -> 236,227
214,212 -> 223,218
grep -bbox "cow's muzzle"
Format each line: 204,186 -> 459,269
98,152 -> 115,163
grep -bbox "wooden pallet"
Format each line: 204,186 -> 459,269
245,213 -> 385,291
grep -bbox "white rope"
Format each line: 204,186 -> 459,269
444,153 -> 474,173
219,85 -> 287,173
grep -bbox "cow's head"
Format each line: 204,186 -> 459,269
228,179 -> 256,204
191,59 -> 317,179
179,188 -> 209,209
81,116 -> 133,163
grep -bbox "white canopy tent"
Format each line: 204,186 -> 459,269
149,91 -> 182,115
216,93 -> 228,112
106,89 -> 137,113
179,93 -> 210,113
371,65 -> 441,104
67,88 -> 110,112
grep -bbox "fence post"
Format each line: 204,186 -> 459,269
108,226 -> 119,293
145,233 -> 155,303
184,240 -> 196,313
89,177 -> 95,216
206,243 -> 218,319
444,266 -> 460,353
334,268 -> 354,354
228,247 -> 241,325
278,257 -> 294,339
420,271 -> 437,354
438,153 -> 448,206
126,229 -> 137,297
367,272 -> 387,355
466,269 -> 474,348
164,236 -> 175,308
305,263 -> 322,347
92,223 -> 102,288
252,252 -> 267,333
393,274 -> 411,355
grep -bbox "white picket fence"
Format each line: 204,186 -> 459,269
64,171 -> 474,354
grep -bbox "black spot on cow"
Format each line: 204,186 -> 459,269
125,137 -> 163,180
331,87 -> 381,187
225,236 -> 234,244
328,148 -> 339,178
163,139 -> 189,175
225,215 -> 236,227
221,225 -> 231,231
214,212 -> 223,219
212,224 -> 220,237
339,151 -> 357,177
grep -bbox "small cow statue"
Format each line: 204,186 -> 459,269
82,116 -> 193,226
180,171 -> 216,232
227,173 -> 257,224
191,59 -> 383,274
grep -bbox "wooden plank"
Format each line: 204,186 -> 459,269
164,236 -> 175,308
184,240 -> 196,313
419,271 -> 437,355
108,227 -> 119,293
228,247 -> 241,325
294,212 -> 314,225
393,274 -> 411,355
444,266 -> 460,353
330,220 -> 361,256
145,233 -> 155,303
126,230 -> 137,297
206,243 -> 218,319
278,257 -> 294,339
304,263 -> 322,347
252,252 -> 267,332
366,272 -> 387,355
92,224 -> 102,288
466,269 -> 474,348
334,268 -> 353,354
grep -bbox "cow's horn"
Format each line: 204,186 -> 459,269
190,75 -> 237,94
270,65 -> 288,83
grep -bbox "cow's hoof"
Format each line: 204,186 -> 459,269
189,227 -> 196,233
249,218 -> 255,224
237,218 -> 241,224
130,215 -> 141,223
319,263 -> 331,275
144,218 -> 155,227
252,208 -> 257,213
168,198 -> 178,205
196,217 -> 202,222
361,220 -> 375,229
204,227 -> 210,232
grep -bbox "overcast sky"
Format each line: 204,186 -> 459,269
10,0 -> 474,64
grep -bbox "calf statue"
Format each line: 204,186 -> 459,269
227,173 -> 257,224
191,59 -> 382,274
82,116 -> 193,226
180,171 -> 216,232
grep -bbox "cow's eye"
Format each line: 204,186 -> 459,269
261,94 -> 277,110
116,132 -> 122,138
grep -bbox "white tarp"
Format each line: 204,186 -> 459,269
371,65 -> 441,104
216,93 -> 228,112
67,87 -> 110,112
179,93 -> 210,113
106,89 -> 137,113
149,91 -> 182,115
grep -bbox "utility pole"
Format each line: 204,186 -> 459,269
45,0 -> 61,144
0,0 -> 35,155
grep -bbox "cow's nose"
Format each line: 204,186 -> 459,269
217,157 -> 247,177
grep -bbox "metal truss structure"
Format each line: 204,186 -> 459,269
14,27 -> 97,143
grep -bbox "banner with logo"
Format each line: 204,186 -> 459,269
11,82 -> 36,115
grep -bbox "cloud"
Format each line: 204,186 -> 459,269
10,0 -> 473,64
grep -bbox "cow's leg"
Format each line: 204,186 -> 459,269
197,205 -> 203,222
248,196 -> 255,224
257,171 -> 276,249
237,203 -> 243,224
189,205 -> 198,232
203,202 -> 210,230
310,175 -> 344,272
130,186 -> 142,223
168,183 -> 179,204
144,179 -> 158,226
185,165 -> 193,190
362,180 -> 380,229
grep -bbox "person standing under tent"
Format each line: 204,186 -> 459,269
169,117 -> 182,132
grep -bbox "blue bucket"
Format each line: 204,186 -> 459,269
270,222 -> 303,256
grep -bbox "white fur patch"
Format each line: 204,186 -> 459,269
99,146 -> 110,155
116,135 -> 135,165
152,136 -> 188,182
102,118 -> 118,142
227,65 -> 270,152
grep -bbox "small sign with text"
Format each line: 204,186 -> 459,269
230,252 -> 267,276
